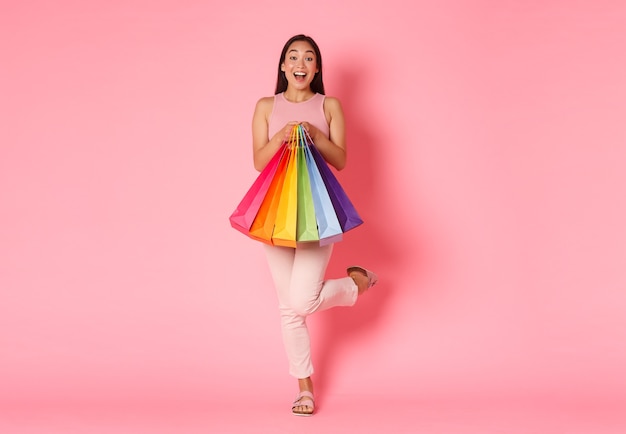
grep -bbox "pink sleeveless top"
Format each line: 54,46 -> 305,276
268,93 -> 330,140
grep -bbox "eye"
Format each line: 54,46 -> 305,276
305,56 -> 314,62
289,55 -> 297,61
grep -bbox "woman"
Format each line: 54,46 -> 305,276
251,34 -> 378,416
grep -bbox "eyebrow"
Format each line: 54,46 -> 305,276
288,49 -> 315,54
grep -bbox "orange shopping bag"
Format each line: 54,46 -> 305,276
247,146 -> 291,244
272,142 -> 299,247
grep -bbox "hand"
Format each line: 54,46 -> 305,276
299,122 -> 319,142
278,121 -> 300,143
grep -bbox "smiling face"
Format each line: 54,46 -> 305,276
280,40 -> 319,91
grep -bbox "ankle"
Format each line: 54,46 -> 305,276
298,377 -> 314,393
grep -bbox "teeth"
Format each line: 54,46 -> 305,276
294,72 -> 306,76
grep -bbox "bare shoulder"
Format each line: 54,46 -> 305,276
323,96 -> 344,122
252,96 -> 275,126
323,96 -> 343,110
255,96 -> 274,113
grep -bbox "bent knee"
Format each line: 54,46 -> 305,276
290,294 -> 320,317
288,282 -> 323,316
291,301 -> 315,317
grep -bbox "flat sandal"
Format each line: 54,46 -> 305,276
292,391 -> 315,416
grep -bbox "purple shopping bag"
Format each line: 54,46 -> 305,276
305,132 -> 364,232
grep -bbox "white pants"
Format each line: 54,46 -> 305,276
263,243 -> 358,378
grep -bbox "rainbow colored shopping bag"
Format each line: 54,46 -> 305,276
229,124 -> 363,246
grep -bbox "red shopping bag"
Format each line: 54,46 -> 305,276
229,144 -> 286,235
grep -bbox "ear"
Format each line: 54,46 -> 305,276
281,64 -> 285,72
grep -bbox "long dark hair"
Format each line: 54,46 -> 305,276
275,34 -> 325,95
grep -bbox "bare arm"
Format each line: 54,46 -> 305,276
302,97 -> 347,171
252,97 -> 297,172
252,95 -> 347,172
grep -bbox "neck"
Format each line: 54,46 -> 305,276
283,89 -> 315,103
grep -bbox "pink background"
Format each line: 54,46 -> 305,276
2,0 -> 625,432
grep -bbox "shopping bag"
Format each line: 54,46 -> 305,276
305,130 -> 364,232
272,144 -> 299,247
302,134 -> 343,245
295,142 -> 321,243
230,124 -> 363,246
247,146 -> 291,244
229,144 -> 286,235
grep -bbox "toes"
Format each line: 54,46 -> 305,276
293,404 -> 312,414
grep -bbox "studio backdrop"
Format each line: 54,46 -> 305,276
1,0 -> 625,409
